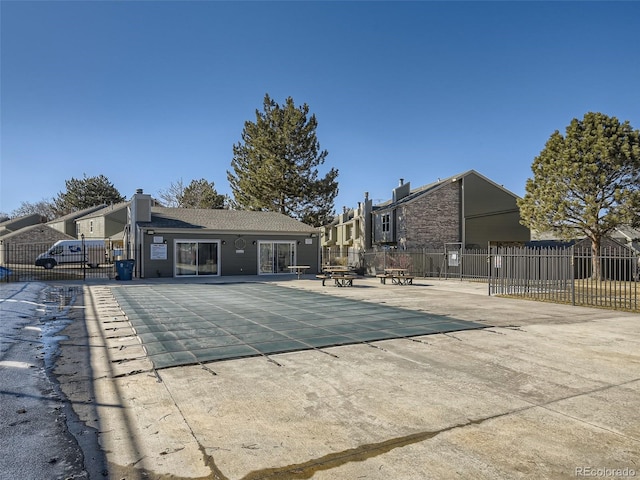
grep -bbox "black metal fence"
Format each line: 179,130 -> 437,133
488,245 -> 639,311
348,245 -> 639,312
0,241 -> 116,282
357,248 -> 491,280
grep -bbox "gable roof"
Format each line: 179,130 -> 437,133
0,213 -> 46,232
0,223 -> 75,242
374,170 -> 520,210
139,207 -> 318,234
75,202 -> 129,220
47,204 -> 107,224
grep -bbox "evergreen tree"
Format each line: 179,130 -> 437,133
227,94 -> 339,226
179,178 -> 226,209
54,174 -> 125,215
518,112 -> 640,279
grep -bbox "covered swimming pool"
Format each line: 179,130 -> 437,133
111,282 -> 487,369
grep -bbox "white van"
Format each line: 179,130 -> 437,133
35,239 -> 106,269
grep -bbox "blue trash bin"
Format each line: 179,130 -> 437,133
115,259 -> 135,281
0,266 -> 13,280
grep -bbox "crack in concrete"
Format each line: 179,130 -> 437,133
193,377 -> 640,480
238,411 -> 516,480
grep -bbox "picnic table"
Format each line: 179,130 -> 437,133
377,268 -> 414,285
287,265 -> 311,279
321,265 -> 351,273
316,266 -> 357,287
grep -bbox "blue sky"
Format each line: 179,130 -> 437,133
2,1 -> 639,216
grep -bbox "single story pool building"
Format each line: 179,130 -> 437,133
124,189 -> 320,279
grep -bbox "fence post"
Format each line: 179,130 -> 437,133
487,246 -> 492,296
81,234 -> 86,281
570,245 -> 575,306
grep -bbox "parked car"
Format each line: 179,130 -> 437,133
35,239 -> 105,269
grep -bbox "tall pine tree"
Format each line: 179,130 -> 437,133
227,94 -> 338,226
518,112 -> 640,280
179,178 -> 226,209
54,174 -> 125,215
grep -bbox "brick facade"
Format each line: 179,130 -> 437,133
326,171 -> 530,255
397,181 -> 461,249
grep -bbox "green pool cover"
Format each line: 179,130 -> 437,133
111,283 -> 487,369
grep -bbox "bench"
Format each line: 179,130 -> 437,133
377,273 -> 415,285
392,275 -> 414,285
317,274 -> 356,287
331,275 -> 356,287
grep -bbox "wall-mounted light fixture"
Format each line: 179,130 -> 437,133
222,240 -> 226,245
146,230 -> 155,235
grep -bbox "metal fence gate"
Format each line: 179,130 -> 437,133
0,241 -> 116,282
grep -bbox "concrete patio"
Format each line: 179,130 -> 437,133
57,276 -> 640,479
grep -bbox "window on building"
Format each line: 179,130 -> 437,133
175,240 -> 220,276
258,241 -> 296,274
382,214 -> 390,233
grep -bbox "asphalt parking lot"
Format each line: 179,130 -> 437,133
56,276 -> 639,480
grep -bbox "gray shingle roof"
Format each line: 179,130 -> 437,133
1,213 -> 46,228
47,204 -> 107,223
75,202 -> 129,220
141,207 -> 317,234
374,170 -> 520,209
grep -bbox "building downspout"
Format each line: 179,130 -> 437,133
138,225 -> 144,278
460,177 -> 465,248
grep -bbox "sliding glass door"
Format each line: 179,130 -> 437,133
258,241 -> 295,275
175,240 -> 219,276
